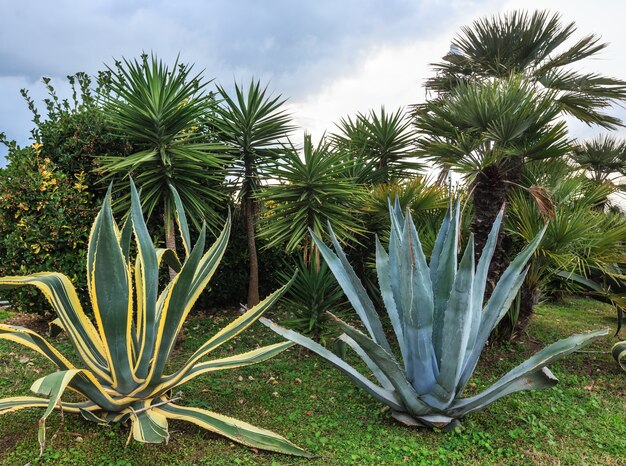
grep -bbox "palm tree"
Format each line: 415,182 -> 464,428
571,135 -> 626,205
258,133 -> 363,340
416,76 -> 571,284
100,55 -> 228,276
427,10 -> 626,129
214,80 -> 293,307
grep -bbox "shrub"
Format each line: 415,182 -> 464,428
0,146 -> 95,312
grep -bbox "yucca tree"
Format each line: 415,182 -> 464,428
99,55 -> 228,264
416,76 -> 570,285
0,181 -> 309,457
264,200 -> 607,429
258,133 -> 365,263
258,133 -> 361,340
214,80 -> 294,307
332,107 -> 421,185
427,10 -> 626,129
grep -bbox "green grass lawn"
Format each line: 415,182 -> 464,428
0,297 -> 625,465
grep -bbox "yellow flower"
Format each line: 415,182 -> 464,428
32,142 -> 43,154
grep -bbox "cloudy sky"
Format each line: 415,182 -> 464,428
1,0 -> 625,164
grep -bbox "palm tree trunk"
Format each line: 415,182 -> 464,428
244,193 -> 260,308
472,165 -> 509,292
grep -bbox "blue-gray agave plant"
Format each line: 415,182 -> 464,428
264,200 -> 608,428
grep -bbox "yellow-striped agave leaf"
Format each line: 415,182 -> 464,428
0,180 -> 309,457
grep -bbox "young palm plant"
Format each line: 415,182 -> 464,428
0,181 -> 309,457
264,200 -> 608,429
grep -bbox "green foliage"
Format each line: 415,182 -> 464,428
571,134 -> 626,185
0,182 -> 309,457
0,73 -> 131,314
361,177 -> 450,251
506,159 -> 626,300
22,72 -> 131,191
100,54 -> 228,234
0,147 -> 96,313
214,80 -> 294,198
332,106 -> 421,184
416,76 -> 570,176
265,200 -> 608,429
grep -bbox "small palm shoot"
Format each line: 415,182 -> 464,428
264,199 -> 608,429
0,181 -> 309,457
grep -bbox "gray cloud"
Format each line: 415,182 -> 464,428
2,0 -> 624,164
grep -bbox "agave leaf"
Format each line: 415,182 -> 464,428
450,328 -> 608,417
31,369 -> 83,454
89,190 -> 138,392
391,410 -> 457,429
0,274 -> 110,382
156,402 -> 312,457
431,200 -> 460,367
331,314 -> 433,416
0,397 -> 97,415
375,237 -> 408,366
155,342 -> 293,393
156,248 -> 182,273
310,226 -> 392,353
458,224 -> 547,391
0,325 -> 74,370
425,237 -> 475,409
612,340 -> 626,372
169,182 -> 192,257
461,208 -> 504,390
129,179 -> 159,380
401,215 -> 437,394
119,215 -> 134,264
261,317 -> 404,411
79,407 -> 108,425
152,279 -> 291,397
131,402 -> 169,443
336,334 -> 394,391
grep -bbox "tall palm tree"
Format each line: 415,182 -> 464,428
427,10 -> 626,129
100,55 -> 227,272
416,76 -> 571,284
214,80 -> 293,307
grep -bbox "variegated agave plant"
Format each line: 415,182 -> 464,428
0,181 -> 309,457
264,200 -> 608,429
